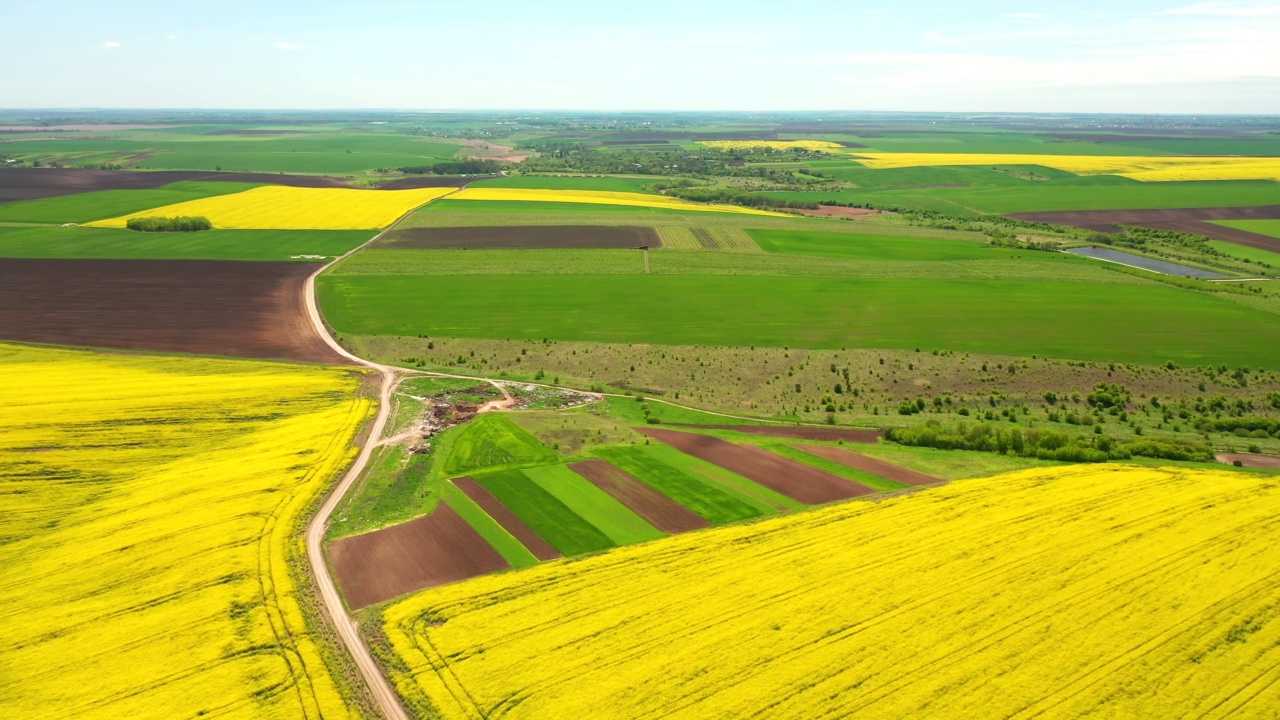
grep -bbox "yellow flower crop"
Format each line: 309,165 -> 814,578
448,187 -> 789,216
699,140 -> 846,151
89,185 -> 455,230
854,152 -> 1280,182
0,343 -> 372,719
381,465 -> 1280,719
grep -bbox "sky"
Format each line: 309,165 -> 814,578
2,0 -> 1279,113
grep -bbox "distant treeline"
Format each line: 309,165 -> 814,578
125,216 -> 212,232
886,421 -> 1214,463
398,160 -> 504,175
666,188 -> 821,209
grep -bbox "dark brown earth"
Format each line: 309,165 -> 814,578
672,425 -> 883,443
385,225 -> 660,250
1216,453 -> 1280,469
453,477 -> 561,560
328,502 -> 508,610
0,258 -> 347,363
639,428 -> 872,505
376,176 -> 485,190
569,459 -> 710,533
0,168 -> 351,203
1009,206 -> 1280,252
797,445 -> 943,486
795,206 -> 888,220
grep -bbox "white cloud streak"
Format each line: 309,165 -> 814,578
271,41 -> 305,50
1163,2 -> 1280,15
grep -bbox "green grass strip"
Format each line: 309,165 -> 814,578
524,464 -> 664,545
763,443 -> 909,493
474,469 -> 615,556
439,484 -> 539,569
593,446 -> 765,524
639,443 -> 802,513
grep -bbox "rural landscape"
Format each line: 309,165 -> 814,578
4,2 -> 1280,717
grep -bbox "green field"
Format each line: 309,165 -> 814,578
523,464 -> 663,544
0,182 -> 260,224
756,181 -> 1280,215
593,446 -> 765,524
334,247 -> 1136,284
5,132 -> 463,175
1213,220 -> 1280,240
470,175 -> 662,193
319,274 -> 1280,368
439,485 -> 540,568
748,228 -> 993,261
472,469 -> 616,555
0,226 -> 371,261
1206,239 -> 1280,268
441,413 -> 558,477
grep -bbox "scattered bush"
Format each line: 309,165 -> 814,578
125,216 -> 212,232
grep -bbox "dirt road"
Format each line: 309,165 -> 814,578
302,197 -> 446,720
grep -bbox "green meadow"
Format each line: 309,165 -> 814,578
0,182 -> 258,224
0,225 -> 371,261
318,273 -> 1280,368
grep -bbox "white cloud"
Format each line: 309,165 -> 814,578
166,34 -> 177,40
1001,13 -> 1047,18
271,41 -> 305,50
101,41 -> 120,48
1163,2 -> 1280,15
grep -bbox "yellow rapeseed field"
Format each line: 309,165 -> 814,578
88,185 -> 454,230
699,140 -> 846,151
0,343 -> 372,719
447,187 -> 789,216
381,464 -> 1280,719
853,151 -> 1280,182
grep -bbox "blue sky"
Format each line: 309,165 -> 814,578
3,0 -> 1278,112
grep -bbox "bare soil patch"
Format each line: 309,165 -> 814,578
674,425 -> 883,443
569,459 -> 709,533
453,477 -> 561,560
385,225 -> 660,250
0,258 -> 347,363
1217,453 -> 1280,469
639,428 -> 872,505
328,502 -> 508,610
795,205 -> 889,220
0,168 -> 352,203
797,445 -> 942,486
1010,207 -> 1280,252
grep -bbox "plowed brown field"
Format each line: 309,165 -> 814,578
453,477 -> 561,560
569,459 -> 709,533
1009,206 -> 1280,252
328,503 -> 508,610
673,425 -> 883,443
0,258 -> 346,363
797,445 -> 942,486
639,428 -> 871,505
383,225 -> 660,249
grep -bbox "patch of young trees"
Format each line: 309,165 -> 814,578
887,420 -> 1214,463
398,160 -> 504,175
125,216 -> 212,232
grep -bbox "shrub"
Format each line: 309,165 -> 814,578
126,216 -> 212,232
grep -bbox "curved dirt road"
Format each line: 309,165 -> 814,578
302,215 -> 422,720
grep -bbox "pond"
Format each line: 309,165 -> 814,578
1065,246 -> 1230,279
